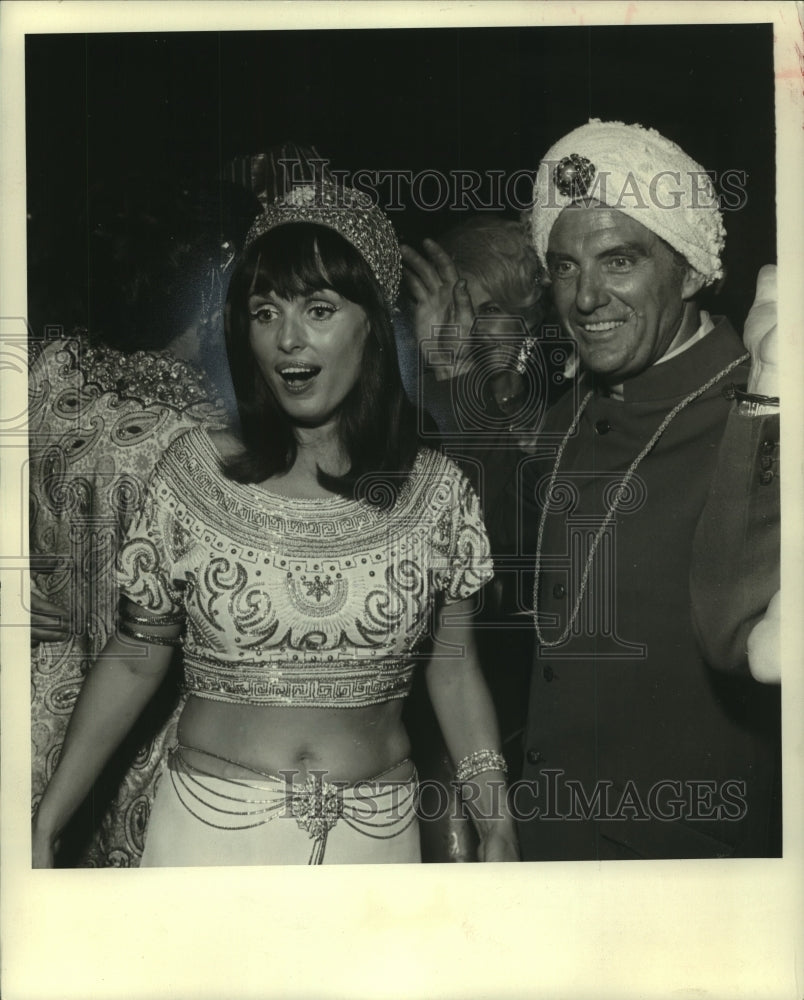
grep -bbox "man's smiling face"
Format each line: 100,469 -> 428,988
546,203 -> 703,382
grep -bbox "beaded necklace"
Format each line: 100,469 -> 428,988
532,351 -> 749,647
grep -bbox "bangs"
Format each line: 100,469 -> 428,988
245,223 -> 377,305
223,218 -> 418,497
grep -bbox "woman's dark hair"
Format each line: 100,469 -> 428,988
87,179 -> 260,353
224,222 -> 419,503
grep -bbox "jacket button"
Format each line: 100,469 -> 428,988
762,439 -> 776,453
760,455 -> 773,470
759,471 -> 774,485
526,749 -> 543,765
552,582 -> 566,599
543,665 -> 554,682
595,419 -> 611,435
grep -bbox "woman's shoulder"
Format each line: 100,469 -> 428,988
400,449 -> 487,536
413,445 -> 468,479
157,424 -> 239,475
147,427 -> 251,523
206,427 -> 244,461
407,447 -> 476,501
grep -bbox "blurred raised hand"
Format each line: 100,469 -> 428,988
747,588 -> 781,684
401,238 -> 475,381
743,264 -> 778,397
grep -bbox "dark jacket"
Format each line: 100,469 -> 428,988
508,318 -> 781,860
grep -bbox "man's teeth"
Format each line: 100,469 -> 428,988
581,320 -> 626,332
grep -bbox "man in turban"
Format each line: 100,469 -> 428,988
511,120 -> 780,860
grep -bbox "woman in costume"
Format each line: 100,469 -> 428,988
32,183 -> 519,866
28,179 -> 256,866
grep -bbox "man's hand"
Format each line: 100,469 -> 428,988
744,264 -> 778,397
401,239 -> 475,381
747,589 -> 781,684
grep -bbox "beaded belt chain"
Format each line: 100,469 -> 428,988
168,744 -> 418,865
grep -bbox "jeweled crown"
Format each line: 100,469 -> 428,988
244,182 -> 401,305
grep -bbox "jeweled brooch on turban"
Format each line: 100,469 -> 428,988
553,154 -> 596,199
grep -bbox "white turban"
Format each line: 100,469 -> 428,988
530,119 -> 726,285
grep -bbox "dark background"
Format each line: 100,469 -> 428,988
25,23 -> 776,335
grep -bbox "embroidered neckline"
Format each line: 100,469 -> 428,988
192,425 -> 426,512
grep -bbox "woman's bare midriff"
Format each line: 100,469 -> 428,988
175,695 -> 412,784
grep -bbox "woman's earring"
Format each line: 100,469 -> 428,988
514,336 -> 538,375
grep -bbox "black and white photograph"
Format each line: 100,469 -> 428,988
2,2 -> 802,998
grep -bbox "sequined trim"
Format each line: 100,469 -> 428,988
58,339 -> 222,412
183,652 -> 415,707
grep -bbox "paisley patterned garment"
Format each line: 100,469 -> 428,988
117,427 -> 493,707
29,334 -> 226,866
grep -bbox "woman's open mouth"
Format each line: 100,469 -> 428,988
277,364 -> 321,392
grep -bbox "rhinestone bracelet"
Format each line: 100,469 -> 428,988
454,749 -> 508,784
724,383 -> 780,408
118,621 -> 182,647
121,608 -> 185,627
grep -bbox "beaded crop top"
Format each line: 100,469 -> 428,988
116,428 -> 493,708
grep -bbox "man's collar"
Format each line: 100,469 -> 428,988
655,309 -> 715,366
605,311 -> 716,400
590,316 -> 746,403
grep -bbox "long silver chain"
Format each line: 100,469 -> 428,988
532,352 -> 749,647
